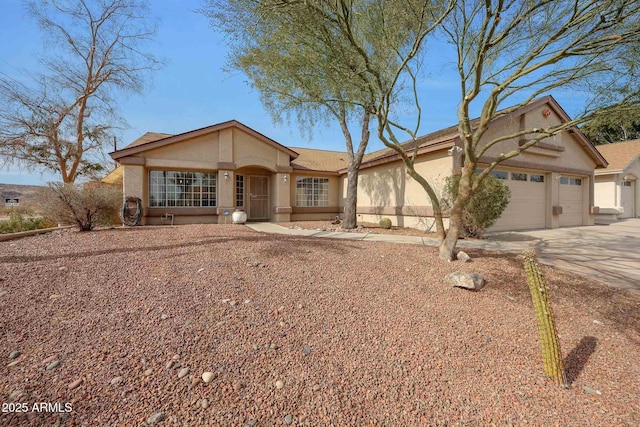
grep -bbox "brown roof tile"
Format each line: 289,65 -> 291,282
123,132 -> 174,149
290,147 -> 349,172
595,139 -> 640,173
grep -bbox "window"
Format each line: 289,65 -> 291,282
149,170 -> 216,207
490,170 -> 508,180
622,181 -> 632,187
560,176 -> 582,186
295,177 -> 329,207
530,174 -> 545,183
511,172 -> 527,181
235,174 -> 244,207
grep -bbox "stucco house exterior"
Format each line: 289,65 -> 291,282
594,139 -> 640,222
107,95 -> 608,231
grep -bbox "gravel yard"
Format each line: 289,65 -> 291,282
1,224 -> 638,426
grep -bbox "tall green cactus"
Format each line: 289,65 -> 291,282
522,249 -> 568,387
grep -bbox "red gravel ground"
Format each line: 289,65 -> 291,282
1,224 -> 638,426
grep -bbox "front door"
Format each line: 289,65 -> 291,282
248,176 -> 269,220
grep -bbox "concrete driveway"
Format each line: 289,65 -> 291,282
486,219 -> 640,292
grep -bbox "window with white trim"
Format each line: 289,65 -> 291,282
622,181 -> 632,187
511,172 -> 527,181
295,177 -> 329,207
149,170 -> 216,207
530,174 -> 545,183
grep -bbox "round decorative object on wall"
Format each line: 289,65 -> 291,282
232,209 -> 247,224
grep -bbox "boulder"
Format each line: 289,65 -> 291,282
446,271 -> 485,291
456,251 -> 471,262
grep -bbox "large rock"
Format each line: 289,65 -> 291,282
446,271 -> 485,290
456,251 -> 471,262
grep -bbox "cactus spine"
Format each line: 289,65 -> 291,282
522,249 -> 568,387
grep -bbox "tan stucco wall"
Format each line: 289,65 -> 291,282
594,175 -> 616,207
356,151 -> 452,213
480,104 -> 597,173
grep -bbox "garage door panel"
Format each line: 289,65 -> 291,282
559,180 -> 583,227
491,177 -> 546,232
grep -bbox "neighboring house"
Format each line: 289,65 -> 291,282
107,95 -> 608,231
594,139 -> 640,221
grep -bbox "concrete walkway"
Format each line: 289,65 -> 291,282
247,220 -> 640,293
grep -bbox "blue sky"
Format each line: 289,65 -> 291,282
0,0 -> 585,186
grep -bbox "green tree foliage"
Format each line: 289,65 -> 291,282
0,0 -> 161,183
581,107 -> 640,144
39,183 -> 123,231
0,211 -> 56,234
442,174 -> 510,237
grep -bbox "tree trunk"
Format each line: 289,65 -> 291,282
438,166 -> 474,261
343,166 -> 359,229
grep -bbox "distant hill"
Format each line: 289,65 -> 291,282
0,183 -> 46,214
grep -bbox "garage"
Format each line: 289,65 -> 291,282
490,170 -> 547,232
559,176 -> 584,227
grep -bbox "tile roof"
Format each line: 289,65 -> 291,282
123,132 -> 174,149
290,147 -> 349,172
595,139 -> 640,173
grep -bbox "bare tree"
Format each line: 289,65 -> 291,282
0,0 -> 161,183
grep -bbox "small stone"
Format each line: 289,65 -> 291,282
270,343 -> 279,350
110,376 -> 123,385
9,390 -> 23,400
202,372 -> 215,383
144,368 -> 153,376
312,384 -> 321,392
7,359 -> 21,367
284,414 -> 293,425
456,251 -> 471,262
191,377 -> 200,387
229,300 -> 237,307
46,360 -> 60,371
9,350 -> 20,360
302,345 -> 312,356
197,268 -> 205,273
593,319 -> 604,326
49,294 -> 62,300
244,299 -> 251,304
58,266 -> 67,271
233,381 -> 243,391
68,378 -> 83,390
278,305 -> 285,312
279,321 -> 285,327
172,354 -> 180,360
0,290 -> 7,298
505,295 -> 516,301
160,313 -> 169,320
244,419 -> 259,427
178,367 -> 189,379
147,411 -> 165,424
200,398 -> 209,409
275,380 -> 285,389
221,298 -> 230,303
165,360 -> 174,370
297,303 -> 303,309
583,386 -> 602,395
252,344 -> 259,351
446,271 -> 485,291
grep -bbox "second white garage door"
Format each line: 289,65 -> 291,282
490,170 -> 546,232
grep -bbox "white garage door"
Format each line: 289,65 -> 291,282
490,170 -> 546,232
559,177 -> 584,227
620,180 -> 635,219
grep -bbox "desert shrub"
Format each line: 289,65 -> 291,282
442,174 -> 511,237
0,211 -> 57,234
39,182 -> 123,231
379,217 -> 392,229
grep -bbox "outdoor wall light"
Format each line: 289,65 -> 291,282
283,174 -> 288,183
224,171 -> 229,181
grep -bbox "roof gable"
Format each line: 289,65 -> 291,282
110,120 -> 299,160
